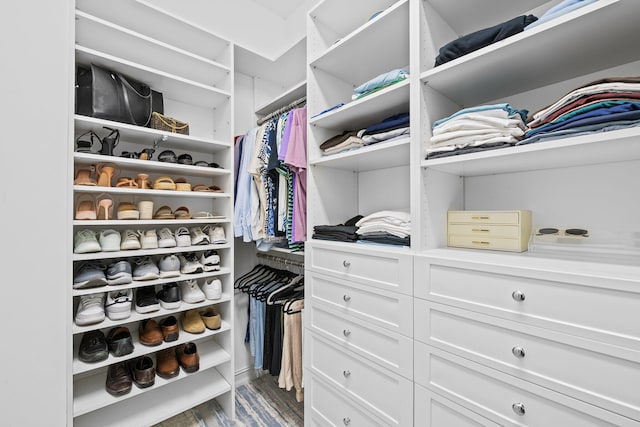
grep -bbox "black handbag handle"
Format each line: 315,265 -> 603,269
117,73 -> 152,127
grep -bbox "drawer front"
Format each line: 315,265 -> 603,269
448,211 -> 521,224
308,333 -> 413,426
414,384 -> 500,427
415,343 -> 638,427
415,299 -> 640,419
308,302 -> 413,379
448,224 -> 520,238
447,235 -> 526,252
306,372 -> 388,427
415,263 -> 640,351
309,271 -> 413,336
308,244 -> 412,294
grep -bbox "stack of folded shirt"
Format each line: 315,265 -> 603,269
319,130 -> 364,155
524,0 -> 598,31
352,69 -> 409,100
426,104 -> 528,159
356,210 -> 411,247
518,77 -> 640,146
312,215 -> 363,243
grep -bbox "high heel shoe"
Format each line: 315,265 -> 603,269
99,127 -> 120,157
75,195 -> 96,220
74,169 -> 97,186
135,173 -> 151,189
96,162 -> 117,187
116,177 -> 139,188
96,194 -> 114,220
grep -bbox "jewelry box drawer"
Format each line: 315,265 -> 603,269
415,343 -> 639,427
308,333 -> 413,427
308,302 -> 413,379
307,242 -> 412,294
414,262 -> 640,351
414,384 -> 501,427
415,299 -> 640,420
307,372 -> 388,427
309,271 -> 413,337
448,224 -> 520,238
447,235 -> 527,252
448,210 -> 525,224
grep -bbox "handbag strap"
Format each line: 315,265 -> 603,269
117,74 -> 152,127
152,112 -> 189,130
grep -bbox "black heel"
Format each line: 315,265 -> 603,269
100,126 -> 120,156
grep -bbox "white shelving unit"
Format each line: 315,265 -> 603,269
71,0 -> 235,425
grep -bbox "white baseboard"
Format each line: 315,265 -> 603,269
234,366 -> 254,386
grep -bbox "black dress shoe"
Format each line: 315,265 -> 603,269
78,330 -> 108,363
106,327 -> 134,357
105,361 -> 132,396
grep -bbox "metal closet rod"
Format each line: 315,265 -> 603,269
256,252 -> 305,269
256,96 -> 307,126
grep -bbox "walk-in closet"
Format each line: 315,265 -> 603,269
4,0 -> 640,426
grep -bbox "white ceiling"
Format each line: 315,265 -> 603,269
263,0 -> 308,19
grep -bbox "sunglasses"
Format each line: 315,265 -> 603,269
536,228 -> 589,237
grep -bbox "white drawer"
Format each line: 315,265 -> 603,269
308,271 -> 413,337
414,384 -> 500,427
415,299 -> 640,420
307,242 -> 412,294
308,302 -> 413,379
306,372 -> 388,427
415,261 -> 640,351
308,333 -> 413,427
415,343 -> 640,427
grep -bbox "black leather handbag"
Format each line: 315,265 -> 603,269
76,64 -> 163,127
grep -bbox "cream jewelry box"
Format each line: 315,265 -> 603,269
447,210 -> 532,252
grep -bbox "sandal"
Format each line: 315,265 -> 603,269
192,211 -> 226,219
116,177 -> 139,188
117,201 -> 140,220
177,153 -> 193,165
153,205 -> 175,220
99,126 -> 120,157
75,130 -> 101,154
74,169 -> 97,186
209,185 -> 224,193
75,194 -> 96,220
138,148 -> 155,160
192,184 -> 213,192
193,161 -> 222,168
136,173 -> 152,189
96,194 -> 114,220
174,206 -> 191,220
153,176 -> 176,191
175,177 -> 192,192
96,162 -> 117,187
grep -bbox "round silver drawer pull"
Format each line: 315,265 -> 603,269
343,329 -> 351,337
343,294 -> 351,302
512,402 -> 526,416
343,260 -> 351,267
512,290 -> 526,301
343,417 -> 351,425
512,346 -> 526,358
343,370 -> 351,377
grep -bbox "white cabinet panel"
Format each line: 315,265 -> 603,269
414,384 -> 500,427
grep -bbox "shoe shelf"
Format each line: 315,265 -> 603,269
73,296 -> 231,335
73,338 -> 231,417
73,320 -> 231,375
73,366 -> 231,427
74,115 -> 231,153
73,185 -> 231,199
72,268 -> 231,297
309,136 -> 410,172
73,218 -> 229,227
73,243 -> 232,261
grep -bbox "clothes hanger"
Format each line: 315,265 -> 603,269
266,275 -> 304,305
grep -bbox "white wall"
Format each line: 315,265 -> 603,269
1,0 -> 73,425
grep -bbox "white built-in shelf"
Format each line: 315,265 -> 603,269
74,115 -> 230,153
75,46 -> 230,110
421,0 -> 638,107
72,297 -> 230,335
74,153 -> 231,177
73,185 -> 231,199
309,0 -> 409,85
421,127 -> 640,177
73,320 -> 231,375
310,137 -> 410,172
75,11 -> 230,89
73,339 -> 231,417
73,243 -> 232,262
72,268 -> 232,297
310,79 -> 409,131
255,81 -> 307,117
268,247 -> 305,257
73,218 -> 228,227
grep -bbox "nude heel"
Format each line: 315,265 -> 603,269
136,173 -> 151,189
75,195 -> 97,220
96,194 -> 114,220
96,163 -> 117,187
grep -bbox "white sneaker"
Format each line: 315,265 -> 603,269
205,225 -> 227,244
105,289 -> 133,320
200,250 -> 220,272
180,279 -> 205,303
138,229 -> 158,249
159,254 -> 181,278
99,229 -> 121,252
132,256 -> 160,281
120,230 -> 141,250
200,277 -> 222,300
75,293 -> 106,326
178,252 -> 204,274
175,227 -> 191,247
74,229 -> 102,254
190,227 -> 210,246
158,227 -> 177,248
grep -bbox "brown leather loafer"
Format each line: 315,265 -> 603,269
105,361 -> 132,396
200,307 -> 221,330
159,315 -> 179,342
139,319 -> 163,346
177,342 -> 200,373
156,347 -> 179,379
181,309 -> 205,334
130,356 -> 155,388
